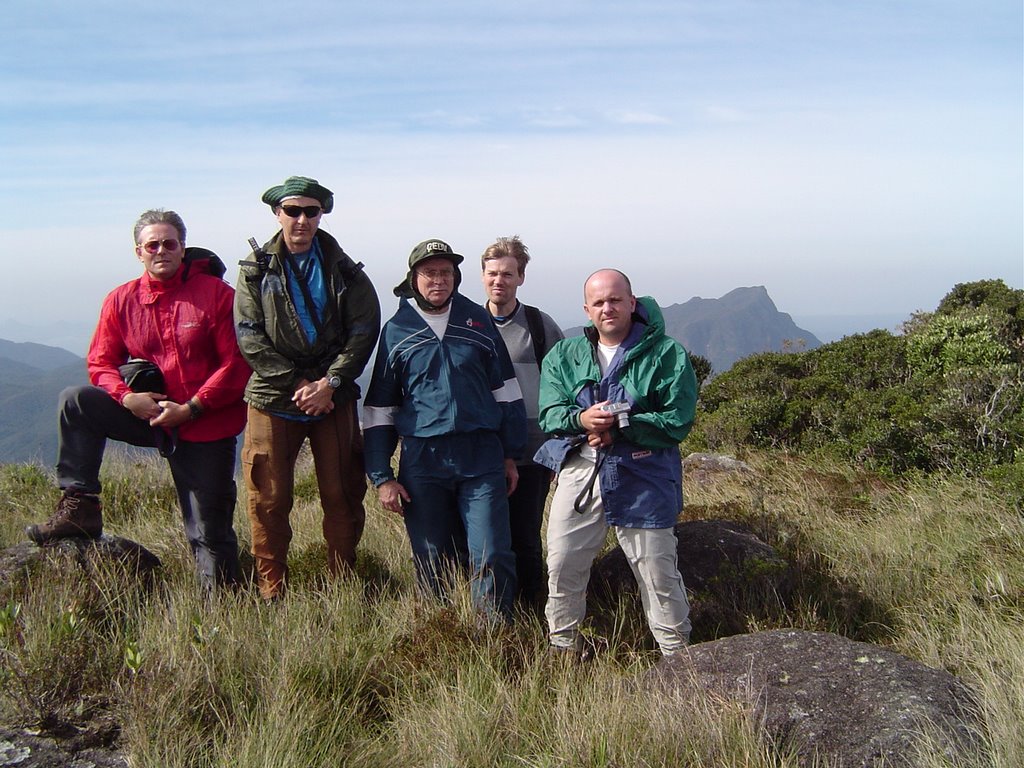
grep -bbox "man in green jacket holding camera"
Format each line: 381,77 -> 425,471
234,175 -> 381,599
535,269 -> 697,657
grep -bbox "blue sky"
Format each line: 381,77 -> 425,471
2,1 -> 1021,353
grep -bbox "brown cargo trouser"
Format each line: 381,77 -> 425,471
242,401 -> 367,599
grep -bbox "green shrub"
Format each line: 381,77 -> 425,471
698,281 -> 1023,478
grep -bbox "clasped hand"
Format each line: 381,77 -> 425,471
292,378 -> 336,417
123,392 -> 191,428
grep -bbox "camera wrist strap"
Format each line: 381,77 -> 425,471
573,449 -> 606,514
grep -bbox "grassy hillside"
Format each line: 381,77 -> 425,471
0,281 -> 1019,766
1,447 -> 1020,767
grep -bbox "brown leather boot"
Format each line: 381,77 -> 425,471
26,492 -> 103,543
326,545 -> 357,578
255,557 -> 287,600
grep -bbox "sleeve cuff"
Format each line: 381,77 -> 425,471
369,471 -> 395,488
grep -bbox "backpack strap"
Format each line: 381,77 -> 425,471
236,236 -> 325,337
280,248 -> 326,339
239,237 -> 271,283
337,249 -> 365,281
523,304 -> 548,364
239,238 -> 364,286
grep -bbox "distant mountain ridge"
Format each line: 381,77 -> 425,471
0,338 -> 88,464
0,339 -> 83,371
565,286 -> 821,375
1,286 -> 822,464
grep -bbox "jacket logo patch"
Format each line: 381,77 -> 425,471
466,319 -> 484,328
631,450 -> 652,460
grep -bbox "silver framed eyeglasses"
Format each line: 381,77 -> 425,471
417,268 -> 455,282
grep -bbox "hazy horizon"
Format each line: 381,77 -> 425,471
0,294 -> 912,358
2,2 -> 1021,341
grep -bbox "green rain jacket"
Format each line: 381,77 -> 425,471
535,296 -> 697,528
234,229 -> 381,415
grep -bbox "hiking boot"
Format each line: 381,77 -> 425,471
255,557 -> 287,601
546,643 -> 594,666
26,492 -> 103,544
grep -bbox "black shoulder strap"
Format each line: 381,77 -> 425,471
239,237 -> 271,283
523,304 -> 548,364
336,248 -> 366,280
280,248 -> 326,339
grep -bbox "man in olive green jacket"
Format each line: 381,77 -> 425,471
234,175 -> 381,599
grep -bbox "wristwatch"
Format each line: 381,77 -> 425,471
327,375 -> 342,389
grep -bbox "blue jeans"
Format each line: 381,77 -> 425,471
398,432 -> 516,618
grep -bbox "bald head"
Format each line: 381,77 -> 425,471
583,269 -> 636,345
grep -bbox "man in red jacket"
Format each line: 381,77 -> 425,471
25,209 -> 252,589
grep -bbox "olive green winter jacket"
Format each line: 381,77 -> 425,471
233,229 -> 381,415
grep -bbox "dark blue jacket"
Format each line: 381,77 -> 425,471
363,292 -> 527,487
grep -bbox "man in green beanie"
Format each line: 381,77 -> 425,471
234,175 -> 381,599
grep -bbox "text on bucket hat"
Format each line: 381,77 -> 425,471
408,239 -> 465,269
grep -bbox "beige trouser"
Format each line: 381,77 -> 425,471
545,452 -> 691,654
242,402 -> 367,599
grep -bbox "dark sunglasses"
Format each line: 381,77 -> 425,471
139,239 -> 181,254
280,205 -> 322,218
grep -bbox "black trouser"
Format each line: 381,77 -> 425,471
508,463 -> 552,609
56,385 -> 242,589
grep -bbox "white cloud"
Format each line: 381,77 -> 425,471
522,109 -> 586,129
1,1 -> 1020,342
411,110 -> 489,129
606,110 -> 672,125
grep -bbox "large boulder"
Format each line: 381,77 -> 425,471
589,519 -> 791,640
648,629 -> 984,767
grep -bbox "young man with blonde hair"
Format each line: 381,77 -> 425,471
480,235 -> 563,612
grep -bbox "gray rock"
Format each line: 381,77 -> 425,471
0,726 -> 127,768
0,536 -> 161,596
683,452 -> 754,486
648,629 -> 985,767
590,519 -> 791,640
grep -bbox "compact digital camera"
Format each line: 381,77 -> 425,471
600,401 -> 631,428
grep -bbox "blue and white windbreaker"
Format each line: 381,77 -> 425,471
363,292 -> 526,487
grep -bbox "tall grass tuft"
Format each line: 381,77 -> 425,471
1,447 -> 1020,766
683,451 -> 1022,766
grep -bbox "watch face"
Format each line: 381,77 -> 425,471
328,376 -> 342,389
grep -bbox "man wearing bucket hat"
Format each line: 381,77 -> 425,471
362,239 -> 526,618
234,175 -> 381,600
